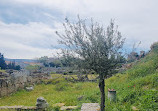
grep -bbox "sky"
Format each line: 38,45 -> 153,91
0,0 -> 158,59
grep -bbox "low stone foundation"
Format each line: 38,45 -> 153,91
0,106 -> 37,110
0,70 -> 50,97
81,103 -> 100,111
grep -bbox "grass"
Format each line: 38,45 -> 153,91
0,74 -> 99,110
1,72 -> 157,110
105,73 -> 158,110
0,69 -> 6,74
0,46 -> 158,110
104,49 -> 158,110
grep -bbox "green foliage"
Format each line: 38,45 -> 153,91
7,61 -> 21,70
0,53 -> 21,70
51,106 -> 60,111
38,56 -> 64,68
51,72 -> 56,74
55,82 -> 70,91
38,56 -> 49,63
56,17 -> 125,78
0,48 -> 158,110
0,75 -> 98,108
56,17 -> 125,110
105,73 -> 158,110
104,50 -> 158,110
0,72 -> 157,110
0,69 -> 6,73
0,53 -> 7,69
126,51 -> 158,79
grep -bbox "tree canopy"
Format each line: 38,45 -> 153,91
0,53 -> 21,70
56,17 -> 125,111
0,53 -> 7,69
56,17 -> 125,77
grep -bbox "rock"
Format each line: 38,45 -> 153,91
81,103 -> 100,111
53,103 -> 65,107
0,106 -> 37,110
6,69 -> 14,74
60,106 -> 78,110
36,97 -> 49,109
132,106 -> 139,110
21,106 -> 37,110
25,86 -> 34,91
0,106 -> 23,109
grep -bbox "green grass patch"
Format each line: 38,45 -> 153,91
104,49 -> 158,110
0,48 -> 158,110
0,74 -> 99,110
0,69 -> 6,73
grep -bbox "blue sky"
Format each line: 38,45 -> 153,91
0,0 -> 158,59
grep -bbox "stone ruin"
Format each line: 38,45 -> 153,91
25,85 -> 34,91
0,69 -> 51,97
36,97 -> 49,109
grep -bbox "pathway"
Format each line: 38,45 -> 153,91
81,103 -> 100,111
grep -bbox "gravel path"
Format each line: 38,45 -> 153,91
81,103 -> 100,111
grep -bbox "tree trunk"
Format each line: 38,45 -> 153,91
99,78 -> 105,111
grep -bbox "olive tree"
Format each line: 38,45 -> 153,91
56,17 -> 125,111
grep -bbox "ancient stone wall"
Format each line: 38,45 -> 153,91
0,70 -> 50,97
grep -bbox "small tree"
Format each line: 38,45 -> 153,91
0,53 -> 7,69
38,56 -> 49,67
56,17 -> 125,111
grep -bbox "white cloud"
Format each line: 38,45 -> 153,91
11,0 -> 157,15
0,40 -> 59,59
0,0 -> 158,58
0,21 -> 61,59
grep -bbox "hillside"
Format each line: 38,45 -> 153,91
0,43 -> 158,110
105,43 -> 158,110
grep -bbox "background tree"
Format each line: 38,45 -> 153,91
56,17 -> 125,111
49,62 -> 55,67
38,56 -> 49,67
7,61 -> 21,70
15,65 -> 21,70
0,53 -> 7,69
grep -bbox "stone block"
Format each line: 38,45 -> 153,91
36,97 -> 49,109
60,106 -> 78,110
81,103 -> 100,111
25,86 -> 34,91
